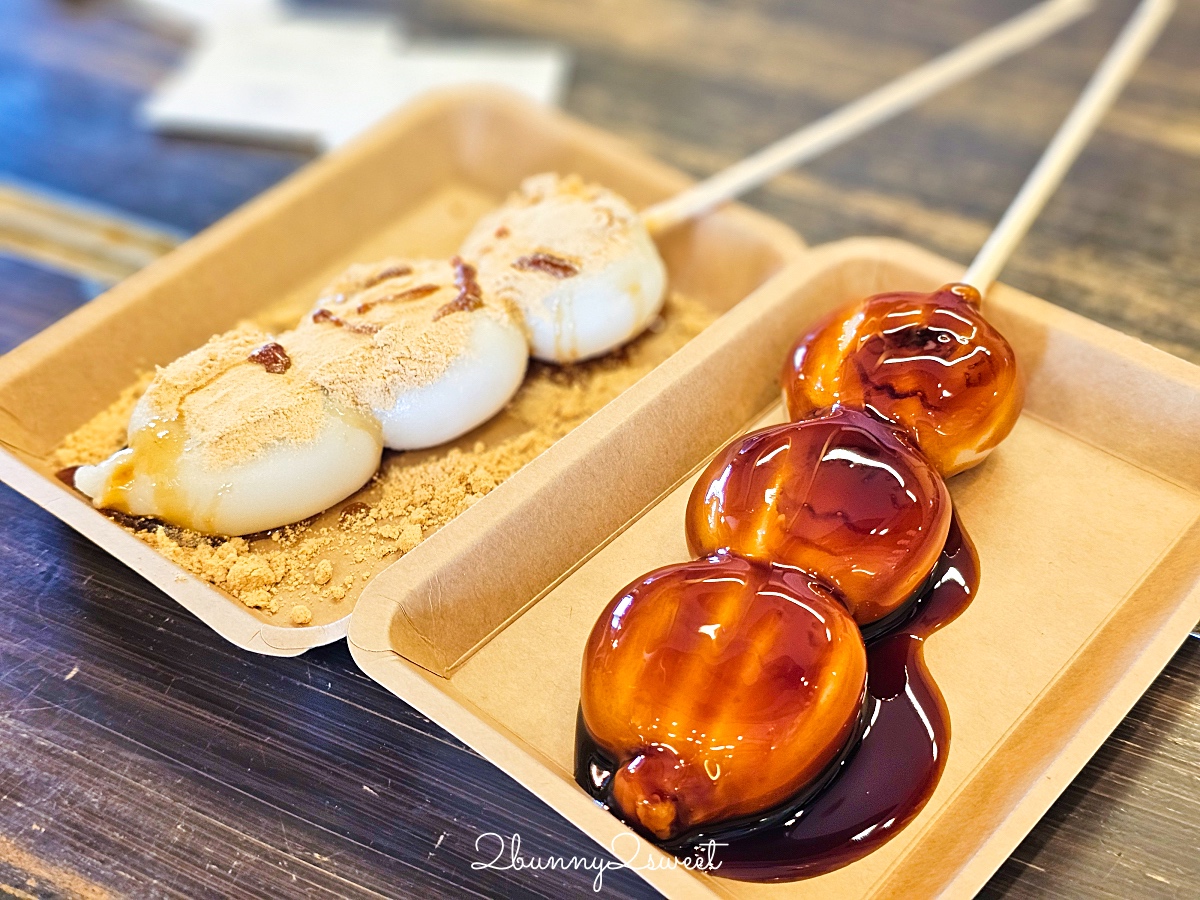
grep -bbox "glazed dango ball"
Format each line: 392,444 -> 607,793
686,408 -> 951,627
580,555 -> 867,842
782,283 -> 1023,477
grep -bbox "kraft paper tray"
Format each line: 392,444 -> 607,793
0,87 -> 803,656
348,237 -> 1200,899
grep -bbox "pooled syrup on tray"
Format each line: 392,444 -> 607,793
700,513 -> 979,881
575,513 -> 979,882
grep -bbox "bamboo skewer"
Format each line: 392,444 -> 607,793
639,0 -> 1095,236
963,0 -> 1175,292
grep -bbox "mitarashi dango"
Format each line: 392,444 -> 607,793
579,555 -> 867,843
782,283 -> 1023,477
686,407 -> 950,627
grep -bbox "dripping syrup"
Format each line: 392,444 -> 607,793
575,513 -> 979,882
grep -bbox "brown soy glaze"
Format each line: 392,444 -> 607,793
694,513 -> 979,881
361,263 -> 412,289
55,466 -> 80,488
513,252 -> 581,278
316,263 -> 412,306
577,556 -> 868,843
433,256 -> 485,321
685,408 -> 951,627
354,283 -> 440,315
575,515 -> 978,880
782,284 -> 1023,477
310,308 -> 380,335
338,500 -> 372,523
247,341 -> 291,374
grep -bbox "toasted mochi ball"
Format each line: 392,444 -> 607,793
289,257 -> 528,450
580,555 -> 867,842
686,408 -> 951,627
782,282 -> 1024,477
460,173 -> 668,363
73,325 -> 382,536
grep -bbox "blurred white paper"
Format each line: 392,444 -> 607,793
144,19 -> 570,151
320,44 -> 571,148
126,0 -> 284,30
142,16 -> 407,147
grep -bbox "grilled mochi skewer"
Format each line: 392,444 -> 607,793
73,324 -> 383,536
74,258 -> 528,535
291,256 -> 528,451
460,173 -> 668,365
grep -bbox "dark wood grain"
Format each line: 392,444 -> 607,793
0,257 -> 91,355
0,0 -> 308,234
0,0 -> 1197,897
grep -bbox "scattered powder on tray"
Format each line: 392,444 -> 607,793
50,293 -> 715,627
53,371 -> 157,468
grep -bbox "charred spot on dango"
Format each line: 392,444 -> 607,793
781,283 -> 1023,477
685,408 -> 950,628
578,555 -> 867,843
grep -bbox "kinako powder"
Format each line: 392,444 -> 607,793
51,293 -> 715,627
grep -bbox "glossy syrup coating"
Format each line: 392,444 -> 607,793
580,556 -> 867,842
698,515 -> 981,881
686,408 -> 951,626
781,283 -> 1024,477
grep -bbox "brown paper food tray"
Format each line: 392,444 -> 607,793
0,88 -> 803,656
349,237 -> 1200,898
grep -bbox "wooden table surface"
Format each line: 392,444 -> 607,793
1,0 -> 1197,897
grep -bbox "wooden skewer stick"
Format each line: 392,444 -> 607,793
964,0 -> 1175,292
639,0 -> 1095,236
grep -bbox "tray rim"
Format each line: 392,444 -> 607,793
347,235 -> 1200,899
